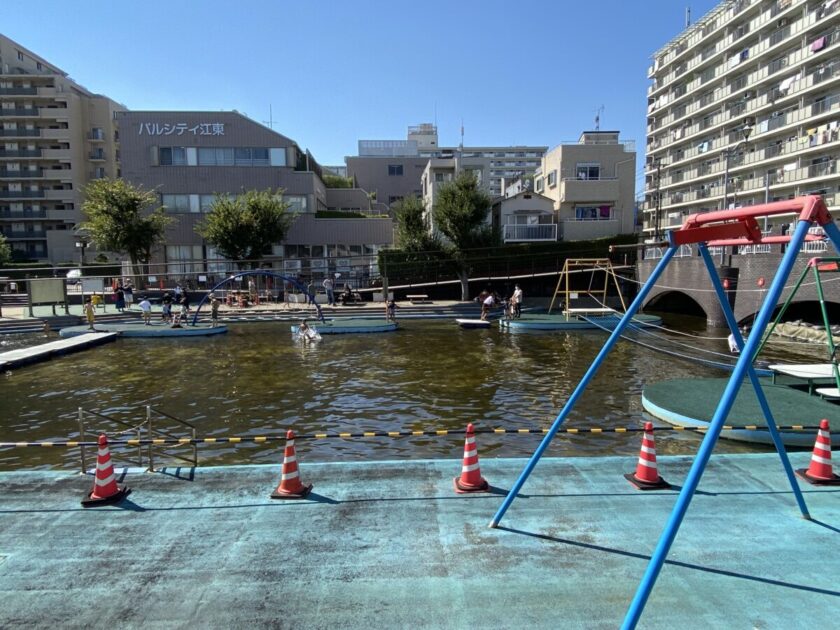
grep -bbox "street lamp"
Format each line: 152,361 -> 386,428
722,123 -> 752,211
74,228 -> 90,267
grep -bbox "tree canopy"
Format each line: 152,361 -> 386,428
81,178 -> 171,270
432,172 -> 500,299
0,233 -> 11,266
322,173 -> 354,188
197,188 -> 295,266
393,196 -> 440,252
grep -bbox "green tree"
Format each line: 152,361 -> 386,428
0,232 -> 10,266
322,173 -> 353,188
432,172 -> 500,300
81,178 -> 171,277
197,189 -> 294,267
393,196 -> 439,252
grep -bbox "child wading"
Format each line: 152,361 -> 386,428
83,297 -> 96,331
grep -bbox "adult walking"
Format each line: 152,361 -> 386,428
322,276 -> 336,306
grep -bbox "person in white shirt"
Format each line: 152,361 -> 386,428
511,284 -> 523,319
322,277 -> 335,306
138,297 -> 152,325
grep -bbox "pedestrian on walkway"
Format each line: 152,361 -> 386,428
83,297 -> 96,331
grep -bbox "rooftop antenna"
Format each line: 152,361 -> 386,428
595,105 -> 604,131
686,6 -> 691,27
263,104 -> 276,130
459,118 -> 464,152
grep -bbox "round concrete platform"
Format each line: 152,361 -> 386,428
59,322 -> 227,338
642,377 -> 837,446
290,318 -> 397,334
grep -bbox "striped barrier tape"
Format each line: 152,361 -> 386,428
0,424 -> 823,448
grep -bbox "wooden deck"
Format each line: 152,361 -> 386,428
0,332 -> 117,370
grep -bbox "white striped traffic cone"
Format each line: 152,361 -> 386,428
271,430 -> 313,499
454,423 -> 489,493
625,422 -> 670,490
81,434 -> 131,507
796,419 -> 840,485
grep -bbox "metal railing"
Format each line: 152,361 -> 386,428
78,405 -> 198,473
503,224 -> 558,242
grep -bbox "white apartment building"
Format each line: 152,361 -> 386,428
644,0 -> 840,241
0,34 -> 124,263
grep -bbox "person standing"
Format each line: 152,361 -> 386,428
161,292 -> 173,323
114,284 -> 125,312
210,293 -> 220,327
481,292 -> 496,321
512,284 -> 523,319
322,276 -> 335,306
123,282 -> 134,309
138,296 -> 152,325
83,297 -> 96,331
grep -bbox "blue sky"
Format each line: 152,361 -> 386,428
5,0 -> 719,191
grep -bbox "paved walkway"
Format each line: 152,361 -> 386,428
0,453 -> 837,628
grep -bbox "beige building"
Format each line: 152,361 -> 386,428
644,0 -> 840,242
0,33 -> 124,263
492,190 -> 557,243
534,131 -> 637,241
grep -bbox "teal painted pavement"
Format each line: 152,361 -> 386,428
0,454 -> 838,628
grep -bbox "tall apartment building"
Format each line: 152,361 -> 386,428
0,34 -> 123,263
346,124 -> 547,210
644,0 -> 840,241
533,131 -> 637,241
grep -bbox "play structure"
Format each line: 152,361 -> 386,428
489,196 -> 840,628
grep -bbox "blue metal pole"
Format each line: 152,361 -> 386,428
821,220 -> 840,254
622,219 -> 814,629
698,244 -> 809,518
489,245 -> 678,528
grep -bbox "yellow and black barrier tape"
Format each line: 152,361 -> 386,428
0,424 -> 822,448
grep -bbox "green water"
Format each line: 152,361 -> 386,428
0,318 -> 815,470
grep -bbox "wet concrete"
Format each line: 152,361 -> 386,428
0,453 -> 838,628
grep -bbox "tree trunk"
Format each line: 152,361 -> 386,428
458,270 -> 470,301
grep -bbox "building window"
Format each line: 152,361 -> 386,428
17,51 -> 23,61
198,147 -> 235,166
435,172 -> 445,183
535,177 -> 544,192
159,147 -> 187,166
161,194 -> 192,212
286,195 -> 308,213
166,245 -> 203,274
388,195 -> 403,205
576,163 -> 601,180
388,164 -> 404,176
547,170 -> 557,187
575,205 -> 612,220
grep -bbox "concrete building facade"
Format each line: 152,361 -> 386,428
492,190 -> 557,243
0,33 -> 124,263
643,0 -> 840,240
116,110 -> 392,282
533,131 -> 637,241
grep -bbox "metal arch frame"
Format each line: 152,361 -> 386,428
189,271 -> 324,326
486,196 -> 840,628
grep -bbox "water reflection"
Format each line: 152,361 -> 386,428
0,317 -> 816,470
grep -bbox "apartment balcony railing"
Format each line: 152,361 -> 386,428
0,169 -> 43,179
0,87 -> 37,96
503,224 -> 558,242
0,190 -> 45,199
0,208 -> 47,218
87,131 -> 106,141
2,230 -> 46,239
0,149 -> 42,158
88,151 -> 106,161
0,108 -> 39,117
0,128 -> 40,137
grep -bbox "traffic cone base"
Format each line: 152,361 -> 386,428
623,472 -> 670,491
795,469 -> 840,486
82,486 -> 131,507
271,482 -> 313,500
453,476 -> 489,494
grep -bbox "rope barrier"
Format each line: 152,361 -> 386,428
0,424 -> 823,448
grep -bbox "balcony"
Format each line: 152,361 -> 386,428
0,149 -> 42,158
560,218 -> 620,241
503,223 -> 558,242
0,169 -> 43,179
0,208 -> 47,218
0,189 -> 45,199
0,128 -> 40,137
560,177 -> 620,203
0,87 -> 37,96
87,130 -> 106,141
88,150 -> 106,161
2,231 -> 47,239
0,108 -> 40,117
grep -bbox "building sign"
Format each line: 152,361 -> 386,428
138,122 -> 225,136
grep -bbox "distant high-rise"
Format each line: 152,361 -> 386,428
0,33 -> 124,263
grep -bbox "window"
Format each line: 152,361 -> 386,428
36,62 -> 42,70
235,148 -> 252,165
286,195 -> 308,213
199,195 -> 216,211
388,164 -> 404,176
159,147 -> 187,166
535,177 -> 544,192
576,163 -> 601,180
166,245 -> 203,274
388,195 -> 403,205
547,170 -> 557,187
17,51 -> 23,61
575,205 -> 612,220
435,172 -> 444,182
161,194 -> 190,212
198,147 -> 235,165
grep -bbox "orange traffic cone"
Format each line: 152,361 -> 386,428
454,423 -> 489,493
796,419 -> 840,485
271,430 -> 313,499
81,434 -> 131,507
625,422 -> 670,490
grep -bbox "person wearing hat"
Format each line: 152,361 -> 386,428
210,292 -> 221,327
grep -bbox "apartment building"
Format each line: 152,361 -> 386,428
644,0 -> 840,240
0,34 -> 123,263
116,110 -> 392,280
533,131 -> 637,241
346,124 -> 547,209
